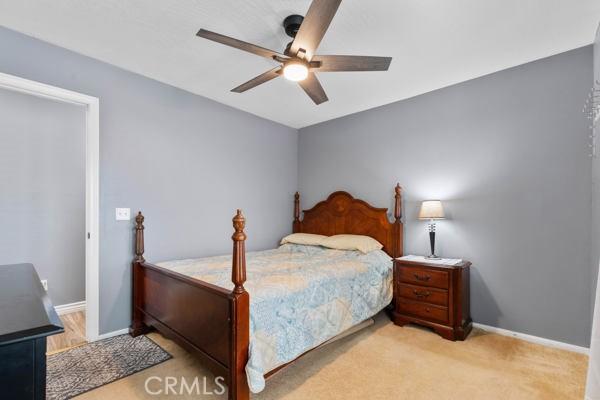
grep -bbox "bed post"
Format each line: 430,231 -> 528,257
130,212 -> 150,337
229,210 -> 250,400
394,184 -> 404,258
293,192 -> 301,233
134,212 -> 145,263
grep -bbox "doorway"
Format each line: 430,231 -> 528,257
0,72 -> 100,343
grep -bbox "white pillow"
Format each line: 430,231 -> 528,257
321,234 -> 383,254
280,233 -> 328,246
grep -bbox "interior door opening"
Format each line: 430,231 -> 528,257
0,72 -> 100,344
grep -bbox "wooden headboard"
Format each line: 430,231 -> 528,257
293,184 -> 403,258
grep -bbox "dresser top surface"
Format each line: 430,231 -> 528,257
0,263 -> 63,344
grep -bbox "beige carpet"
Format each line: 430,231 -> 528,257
76,313 -> 588,399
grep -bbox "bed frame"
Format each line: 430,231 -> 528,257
129,185 -> 403,400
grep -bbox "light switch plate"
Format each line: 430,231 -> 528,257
116,208 -> 131,221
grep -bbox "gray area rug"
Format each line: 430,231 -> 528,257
47,334 -> 172,400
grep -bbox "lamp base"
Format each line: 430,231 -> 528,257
427,228 -> 440,260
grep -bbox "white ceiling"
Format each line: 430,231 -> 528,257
1,0 -> 599,128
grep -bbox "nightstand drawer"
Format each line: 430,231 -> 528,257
398,266 -> 449,289
398,299 -> 448,323
398,283 -> 448,306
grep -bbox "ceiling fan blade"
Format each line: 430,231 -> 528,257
311,55 -> 392,72
289,0 -> 342,61
298,73 -> 328,105
231,67 -> 282,93
197,29 -> 285,60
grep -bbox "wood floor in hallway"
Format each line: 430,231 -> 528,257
47,311 -> 86,354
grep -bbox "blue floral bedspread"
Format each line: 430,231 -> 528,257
157,244 -> 393,393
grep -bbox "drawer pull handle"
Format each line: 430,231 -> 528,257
414,274 -> 431,282
413,290 -> 431,298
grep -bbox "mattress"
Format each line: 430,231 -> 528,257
157,243 -> 393,393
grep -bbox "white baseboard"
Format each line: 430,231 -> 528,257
473,322 -> 589,355
95,328 -> 129,341
56,309 -> 587,354
55,301 -> 86,315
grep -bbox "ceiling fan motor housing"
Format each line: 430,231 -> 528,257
283,15 -> 304,38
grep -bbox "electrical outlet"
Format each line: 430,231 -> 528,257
41,279 -> 48,291
116,208 -> 131,221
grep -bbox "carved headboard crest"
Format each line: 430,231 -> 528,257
293,184 -> 403,258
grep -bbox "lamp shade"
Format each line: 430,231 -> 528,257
418,200 -> 445,220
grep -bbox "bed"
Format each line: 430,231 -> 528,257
129,185 -> 403,400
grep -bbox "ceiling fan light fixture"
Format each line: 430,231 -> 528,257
283,61 -> 309,82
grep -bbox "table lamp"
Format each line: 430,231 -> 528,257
418,200 -> 445,259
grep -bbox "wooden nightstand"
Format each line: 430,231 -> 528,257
391,257 -> 472,341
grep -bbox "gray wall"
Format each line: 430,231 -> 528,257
592,24 -> 600,321
0,24 -> 593,345
0,26 -> 298,334
0,89 -> 86,306
298,46 -> 593,346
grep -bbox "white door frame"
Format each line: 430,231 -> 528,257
0,72 -> 100,342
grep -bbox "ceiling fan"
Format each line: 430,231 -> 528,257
196,0 -> 392,105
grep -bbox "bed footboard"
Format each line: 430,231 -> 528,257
130,211 -> 250,400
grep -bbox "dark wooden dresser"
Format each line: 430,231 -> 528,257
392,257 -> 472,341
0,263 -> 63,399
